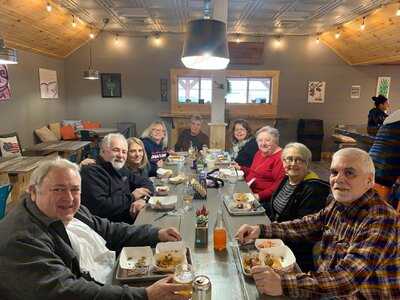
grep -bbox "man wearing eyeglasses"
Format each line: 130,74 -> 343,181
236,148 -> 400,299
175,114 -> 209,151
0,158 -> 187,300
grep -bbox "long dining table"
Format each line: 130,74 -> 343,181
129,164 -> 290,300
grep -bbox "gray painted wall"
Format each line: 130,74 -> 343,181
0,50 -> 66,147
65,33 -> 400,150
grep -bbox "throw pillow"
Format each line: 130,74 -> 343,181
0,136 -> 21,157
34,126 -> 58,142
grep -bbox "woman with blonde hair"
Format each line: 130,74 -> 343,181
127,137 -> 150,178
141,120 -> 169,176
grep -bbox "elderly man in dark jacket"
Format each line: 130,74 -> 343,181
81,133 -> 154,223
0,158 -> 187,300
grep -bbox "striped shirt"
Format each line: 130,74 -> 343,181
260,189 -> 400,299
272,181 -> 297,215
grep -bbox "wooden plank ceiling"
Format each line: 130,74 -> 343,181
0,0 -> 97,59
321,2 -> 400,65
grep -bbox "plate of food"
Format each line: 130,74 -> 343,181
255,239 -> 284,251
153,242 -> 187,273
169,174 -> 186,184
148,196 -> 177,210
155,185 -> 169,196
219,168 -> 244,180
166,155 -> 185,165
233,192 -> 255,203
119,246 -> 153,276
156,168 -> 173,178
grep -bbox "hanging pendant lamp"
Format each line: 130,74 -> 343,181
83,43 -> 99,80
0,38 -> 18,64
181,19 -> 229,70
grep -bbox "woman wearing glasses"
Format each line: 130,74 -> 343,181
141,121 -> 169,176
230,119 -> 258,168
265,142 -> 330,272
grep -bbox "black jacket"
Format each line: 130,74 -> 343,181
81,157 -> 154,224
234,137 -> 258,168
175,129 -> 209,151
265,173 -> 330,272
367,107 -> 388,135
0,197 -> 160,300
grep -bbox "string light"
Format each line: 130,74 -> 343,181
89,31 -> 95,39
154,32 -> 161,46
46,2 -> 52,12
335,28 -> 341,39
360,17 -> 366,30
275,36 -> 281,47
316,34 -> 320,44
235,34 -> 240,43
72,15 -> 77,28
114,33 -> 119,44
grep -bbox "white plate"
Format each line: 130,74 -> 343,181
155,185 -> 170,196
259,245 -> 296,272
156,168 -> 173,177
119,246 -> 153,270
219,168 -> 244,179
255,239 -> 285,251
166,155 -> 185,164
148,196 -> 177,210
169,175 -> 185,184
153,241 -> 187,273
233,192 -> 255,203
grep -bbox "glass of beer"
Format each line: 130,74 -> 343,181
173,263 -> 194,297
182,185 -> 194,211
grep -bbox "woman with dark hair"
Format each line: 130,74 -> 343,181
367,94 -> 389,135
230,119 -> 258,168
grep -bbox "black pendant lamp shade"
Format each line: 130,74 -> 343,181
181,19 -> 229,70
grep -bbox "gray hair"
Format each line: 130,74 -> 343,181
141,120 -> 168,148
101,133 -> 127,151
282,142 -> 312,167
255,126 -> 280,145
190,114 -> 203,123
29,158 -> 80,188
332,148 -> 375,177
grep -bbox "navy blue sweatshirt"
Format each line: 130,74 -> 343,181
141,137 -> 168,176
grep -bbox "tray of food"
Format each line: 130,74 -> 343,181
238,241 -> 295,277
166,155 -> 185,165
116,242 -> 192,283
223,192 -> 265,216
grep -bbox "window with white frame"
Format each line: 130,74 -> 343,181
178,77 -> 212,103
226,77 -> 271,104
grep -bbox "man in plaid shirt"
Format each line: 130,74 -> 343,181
236,148 -> 400,299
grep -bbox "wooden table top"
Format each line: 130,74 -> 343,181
0,156 -> 47,174
28,141 -> 91,152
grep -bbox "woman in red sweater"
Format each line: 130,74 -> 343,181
240,126 -> 285,203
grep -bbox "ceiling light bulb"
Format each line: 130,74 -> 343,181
361,17 -> 366,30
114,34 -> 119,44
89,32 -> 95,39
335,31 -> 340,39
397,7 -> 400,16
235,34 -> 240,43
46,3 -> 52,12
316,36 -> 320,44
72,16 -> 77,28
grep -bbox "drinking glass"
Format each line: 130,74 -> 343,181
173,263 -> 194,297
183,184 -> 195,211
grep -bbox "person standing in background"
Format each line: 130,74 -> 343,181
367,94 -> 389,135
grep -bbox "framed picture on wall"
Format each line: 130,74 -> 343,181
101,73 -> 122,98
39,68 -> 58,99
307,81 -> 325,103
350,85 -> 361,99
0,65 -> 11,101
376,76 -> 390,98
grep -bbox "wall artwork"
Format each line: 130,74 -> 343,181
101,73 -> 122,98
376,76 -> 390,98
0,65 -> 11,101
160,78 -> 168,102
39,68 -> 58,99
350,85 -> 361,99
307,81 -> 325,103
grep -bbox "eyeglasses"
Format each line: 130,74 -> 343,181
283,156 -> 305,164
